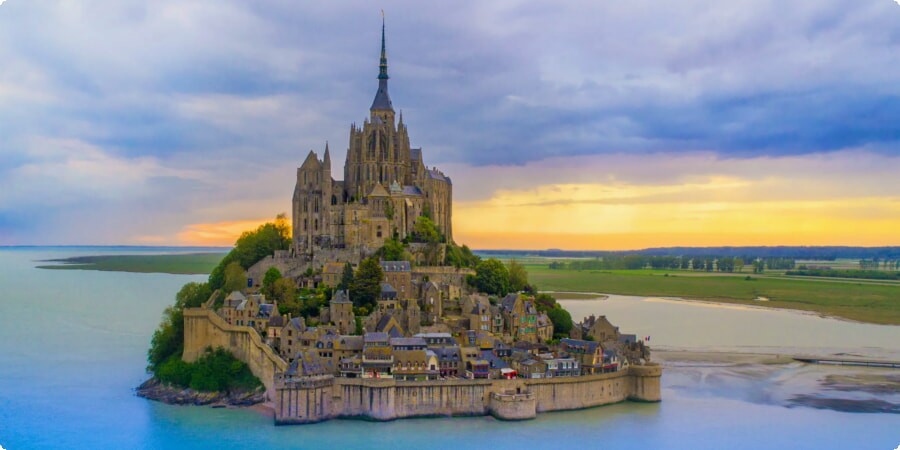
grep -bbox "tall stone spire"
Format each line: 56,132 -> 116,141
378,17 -> 389,81
370,15 -> 393,112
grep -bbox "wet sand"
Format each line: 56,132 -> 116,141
654,349 -> 795,365
656,349 -> 900,414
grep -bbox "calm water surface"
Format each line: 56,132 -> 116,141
0,248 -> 897,449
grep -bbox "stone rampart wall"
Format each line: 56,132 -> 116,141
183,308 -> 288,396
274,368 -> 661,424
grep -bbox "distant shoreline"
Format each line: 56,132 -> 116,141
35,252 -> 225,275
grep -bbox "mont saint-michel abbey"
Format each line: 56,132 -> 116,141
293,24 -> 452,262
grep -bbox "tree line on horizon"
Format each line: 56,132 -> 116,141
478,246 -> 900,261
548,255 -> 796,273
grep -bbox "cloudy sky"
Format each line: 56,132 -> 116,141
1,0 -> 899,249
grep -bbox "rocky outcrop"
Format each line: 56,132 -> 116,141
136,378 -> 265,407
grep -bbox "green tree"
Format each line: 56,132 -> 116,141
377,238 -> 408,261
507,260 -> 529,292
177,281 -> 212,309
351,257 -> 383,309
208,214 -> 291,290
147,305 -> 183,372
533,293 -> 558,312
413,216 -> 441,243
444,242 -> 480,268
157,347 -> 262,392
269,277 -> 297,304
223,261 -> 247,293
337,262 -> 354,291
147,282 -> 211,372
412,216 -> 442,265
547,307 -> 574,339
471,258 -> 510,296
262,267 -> 282,296
354,316 -> 364,335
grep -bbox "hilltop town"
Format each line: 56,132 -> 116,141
158,22 -> 660,424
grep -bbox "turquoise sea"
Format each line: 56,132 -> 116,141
0,248 -> 897,449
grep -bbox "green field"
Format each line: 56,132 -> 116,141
527,265 -> 900,325
37,253 -> 224,275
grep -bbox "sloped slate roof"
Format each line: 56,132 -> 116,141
332,290 -> 351,304
560,338 -> 600,353
391,337 -> 427,348
287,317 -> 306,331
381,283 -> 397,294
380,261 -> 411,272
368,183 -> 390,197
257,303 -> 274,318
402,185 -> 423,196
500,294 -> 519,312
268,315 -> 285,327
371,80 -> 393,111
364,332 -> 390,343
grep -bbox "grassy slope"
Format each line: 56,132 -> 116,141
527,265 -> 900,325
36,253 -> 224,275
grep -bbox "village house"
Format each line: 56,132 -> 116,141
560,338 -> 606,375
362,332 -> 393,378
432,346 -> 462,377
499,294 -> 543,343
380,261 -> 413,299
579,314 -> 621,344
542,354 -> 580,378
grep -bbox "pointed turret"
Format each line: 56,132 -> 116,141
323,141 -> 331,168
370,17 -> 393,112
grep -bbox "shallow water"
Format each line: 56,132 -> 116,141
0,248 -> 897,449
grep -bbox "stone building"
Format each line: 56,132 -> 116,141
579,315 -> 621,344
321,262 -> 346,288
381,261 -> 412,299
329,290 -> 355,335
499,294 -> 544,343
292,22 -> 452,265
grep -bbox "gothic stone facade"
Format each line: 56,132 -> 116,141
292,26 -> 452,263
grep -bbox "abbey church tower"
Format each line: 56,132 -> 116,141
292,20 -> 453,264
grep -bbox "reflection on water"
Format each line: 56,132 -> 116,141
1,249 -> 898,450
